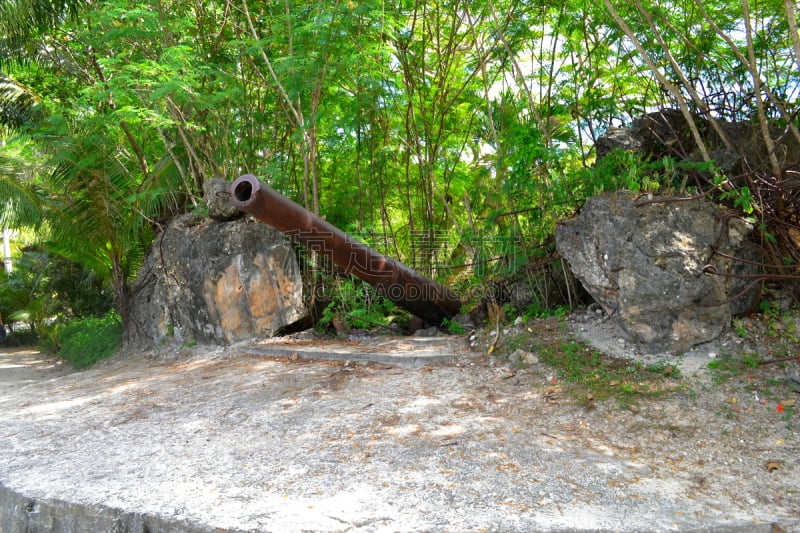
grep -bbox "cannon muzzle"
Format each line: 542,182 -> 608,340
230,174 -> 462,325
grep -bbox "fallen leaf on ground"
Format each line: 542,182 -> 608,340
544,386 -> 561,401
585,394 -> 596,410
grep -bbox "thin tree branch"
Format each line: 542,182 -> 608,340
785,0 -> 800,73
742,0 -> 782,180
241,0 -> 302,128
633,0 -> 735,153
485,0 -> 552,147
602,0 -> 713,163
692,0 -> 800,147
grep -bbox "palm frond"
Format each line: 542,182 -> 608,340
41,121 -> 156,289
0,0 -> 83,62
0,75 -> 43,129
0,136 -> 44,227
133,150 -> 194,223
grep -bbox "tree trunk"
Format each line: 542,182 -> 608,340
2,226 -> 11,274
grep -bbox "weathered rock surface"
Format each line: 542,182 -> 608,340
596,109 -> 800,175
203,177 -> 243,221
123,213 -> 306,349
556,191 -> 758,354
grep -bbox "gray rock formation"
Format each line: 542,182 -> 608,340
123,213 -> 306,349
556,191 -> 759,354
595,109 -> 800,175
203,177 -> 243,221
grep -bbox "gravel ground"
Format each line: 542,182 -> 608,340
0,311 -> 799,532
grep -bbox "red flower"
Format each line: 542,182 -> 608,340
777,405 -> 784,412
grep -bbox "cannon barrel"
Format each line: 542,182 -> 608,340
230,174 -> 462,325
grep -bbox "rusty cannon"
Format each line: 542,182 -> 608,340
230,174 -> 462,326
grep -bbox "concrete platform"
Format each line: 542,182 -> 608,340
1,339 -> 797,532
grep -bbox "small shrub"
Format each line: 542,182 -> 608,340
318,277 -> 399,331
4,329 -> 39,346
441,318 -> 467,334
45,312 -> 122,369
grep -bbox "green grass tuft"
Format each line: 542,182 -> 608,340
537,338 -> 682,407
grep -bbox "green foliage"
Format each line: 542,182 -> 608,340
523,302 -> 570,320
587,149 -> 659,194
318,277 -> 400,332
43,312 -> 122,370
707,351 -> 763,385
538,338 -> 681,407
577,148 -> 721,197
0,250 -> 58,332
441,317 -> 466,335
733,319 -> 748,339
0,0 -> 797,329
714,174 -> 755,214
0,248 -> 113,336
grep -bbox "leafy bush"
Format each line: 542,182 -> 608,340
576,148 -> 720,198
3,329 -> 38,346
43,312 -> 122,369
441,317 -> 467,334
318,277 -> 401,332
0,251 -> 59,333
0,249 -> 114,334
45,253 -> 115,318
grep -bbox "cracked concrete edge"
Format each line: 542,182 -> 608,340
0,482 -> 240,533
0,481 -> 789,533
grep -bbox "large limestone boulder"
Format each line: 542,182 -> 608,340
556,191 -> 758,354
123,213 -> 306,349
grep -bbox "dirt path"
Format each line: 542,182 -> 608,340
0,346 -> 75,397
0,323 -> 798,532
